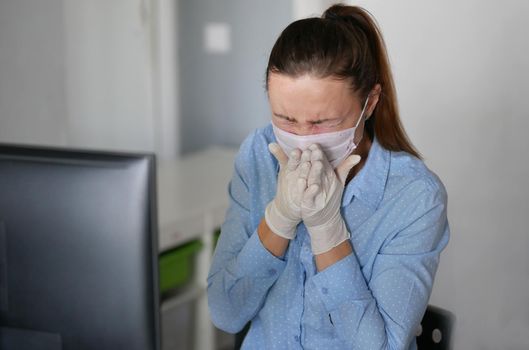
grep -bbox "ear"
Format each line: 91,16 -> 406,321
365,84 -> 382,120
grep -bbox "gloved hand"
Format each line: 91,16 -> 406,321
265,143 -> 312,239
301,144 -> 361,254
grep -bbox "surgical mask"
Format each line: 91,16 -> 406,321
272,97 -> 370,168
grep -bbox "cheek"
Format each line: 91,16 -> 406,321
278,124 -> 301,135
272,118 -> 300,134
312,125 -> 337,133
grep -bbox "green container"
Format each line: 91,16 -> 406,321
159,240 -> 203,294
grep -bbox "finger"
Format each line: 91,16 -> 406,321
296,177 -> 307,199
309,143 -> 334,171
308,143 -> 320,151
298,161 -> 311,181
308,144 -> 324,161
336,154 -> 362,184
300,148 -> 312,164
303,184 -> 320,207
286,148 -> 302,171
307,160 -> 323,187
268,143 -> 288,167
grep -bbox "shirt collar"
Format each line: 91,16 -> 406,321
342,135 -> 390,210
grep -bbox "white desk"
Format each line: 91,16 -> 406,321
157,146 -> 237,350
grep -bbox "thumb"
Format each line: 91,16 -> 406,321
336,154 -> 361,184
268,143 -> 288,167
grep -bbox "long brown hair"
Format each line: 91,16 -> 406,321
265,4 -> 421,159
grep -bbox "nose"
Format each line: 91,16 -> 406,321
291,124 -> 320,136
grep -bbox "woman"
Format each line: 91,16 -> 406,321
208,4 -> 449,349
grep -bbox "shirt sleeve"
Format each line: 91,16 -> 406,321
310,179 -> 450,349
207,137 -> 286,334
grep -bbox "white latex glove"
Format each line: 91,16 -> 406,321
301,144 -> 361,254
265,143 -> 312,239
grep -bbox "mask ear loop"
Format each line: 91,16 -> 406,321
350,96 -> 370,148
354,96 -> 370,128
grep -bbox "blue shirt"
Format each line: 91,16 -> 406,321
207,124 -> 450,350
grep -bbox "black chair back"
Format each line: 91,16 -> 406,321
233,322 -> 250,349
416,305 -> 455,350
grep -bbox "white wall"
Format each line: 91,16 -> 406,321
346,1 -> 529,349
0,0 -> 179,159
0,0 -> 68,145
292,0 -> 337,19
62,0 -> 155,153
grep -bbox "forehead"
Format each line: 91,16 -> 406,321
267,73 -> 358,118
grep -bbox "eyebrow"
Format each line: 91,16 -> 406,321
273,113 -> 340,124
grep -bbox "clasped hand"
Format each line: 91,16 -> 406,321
265,143 -> 361,254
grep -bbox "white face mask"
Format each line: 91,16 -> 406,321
272,97 -> 370,168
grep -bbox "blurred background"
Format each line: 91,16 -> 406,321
1,0 -> 528,349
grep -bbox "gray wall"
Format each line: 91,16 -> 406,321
178,0 -> 292,153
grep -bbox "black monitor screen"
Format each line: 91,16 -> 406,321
0,144 -> 159,350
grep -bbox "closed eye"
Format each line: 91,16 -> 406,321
311,119 -> 343,127
273,113 -> 296,123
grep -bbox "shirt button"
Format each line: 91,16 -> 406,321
321,287 -> 328,295
294,335 -> 300,342
268,268 -> 277,276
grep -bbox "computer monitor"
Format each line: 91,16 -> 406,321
0,143 -> 160,350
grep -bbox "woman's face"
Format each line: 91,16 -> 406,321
268,72 -> 372,137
